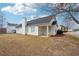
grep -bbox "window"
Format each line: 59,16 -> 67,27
31,26 -> 35,32
26,27 -> 28,33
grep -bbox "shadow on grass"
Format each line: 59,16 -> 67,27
50,34 -> 65,37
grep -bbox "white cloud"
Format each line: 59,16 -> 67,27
1,3 -> 37,15
2,6 -> 13,13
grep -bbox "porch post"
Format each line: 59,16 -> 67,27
47,25 -> 49,37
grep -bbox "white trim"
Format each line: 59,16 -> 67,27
47,25 -> 49,36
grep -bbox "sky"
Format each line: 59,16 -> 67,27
0,3 -> 79,29
0,3 -> 51,24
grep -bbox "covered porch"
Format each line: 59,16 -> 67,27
38,25 -> 57,36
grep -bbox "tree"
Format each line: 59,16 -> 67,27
32,3 -> 79,24
62,18 -> 75,29
55,3 -> 79,24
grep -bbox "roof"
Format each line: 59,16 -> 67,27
16,24 -> 22,28
7,22 -> 17,26
27,15 -> 53,26
16,15 -> 54,28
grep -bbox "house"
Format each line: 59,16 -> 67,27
16,15 -> 58,36
73,29 -> 79,31
0,21 -> 6,33
6,22 -> 17,33
0,28 -> 6,33
0,23 -> 6,33
58,25 -> 72,32
58,25 -> 68,32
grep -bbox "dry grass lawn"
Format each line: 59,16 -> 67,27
0,34 -> 79,56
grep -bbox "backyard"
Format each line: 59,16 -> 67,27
0,34 -> 79,56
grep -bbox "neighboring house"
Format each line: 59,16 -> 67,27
0,28 -> 6,33
16,15 -> 58,36
0,22 -> 6,33
73,29 -> 79,31
58,25 -> 72,32
7,22 -> 17,33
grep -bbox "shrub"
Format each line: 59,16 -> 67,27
57,29 -> 63,35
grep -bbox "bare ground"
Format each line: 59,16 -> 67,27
0,34 -> 79,56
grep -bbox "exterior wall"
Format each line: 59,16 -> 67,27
21,17 -> 27,34
7,25 -> 16,33
16,26 -> 39,35
50,25 -> 58,35
16,27 -> 22,34
16,25 -> 57,36
16,17 -> 27,34
26,26 -> 38,35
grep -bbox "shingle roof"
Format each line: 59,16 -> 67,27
16,15 -> 54,28
27,15 -> 53,26
7,22 -> 17,26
